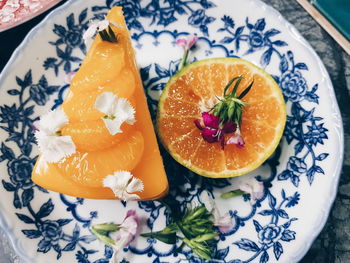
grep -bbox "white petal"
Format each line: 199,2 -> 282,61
111,251 -> 122,263
126,177 -> 144,193
120,216 -> 138,236
238,183 -> 252,194
96,92 -> 135,135
95,92 -> 118,116
102,118 -> 123,135
35,131 -> 76,163
121,192 -> 140,201
253,180 -> 264,193
115,98 -> 136,125
109,21 -> 121,28
103,171 -> 142,201
215,213 -> 233,234
103,171 -> 132,190
113,188 -> 140,201
39,109 -> 68,135
200,190 -> 215,213
200,190 -> 222,220
83,23 -> 98,41
34,156 -> 48,174
97,20 -> 110,31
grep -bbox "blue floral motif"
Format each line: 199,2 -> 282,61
16,198 -> 97,259
258,224 -> 283,245
0,70 -> 59,209
232,190 -> 298,262
218,16 -> 288,66
92,0 -> 215,36
280,71 -> 307,102
7,156 -> 33,189
276,53 -> 329,186
44,9 -> 89,75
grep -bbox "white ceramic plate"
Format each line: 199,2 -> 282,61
0,0 -> 343,262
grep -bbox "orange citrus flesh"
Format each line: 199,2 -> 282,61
62,69 -> 136,122
32,7 -> 168,200
157,57 -> 286,178
61,120 -> 134,152
56,131 -> 144,188
69,42 -> 125,91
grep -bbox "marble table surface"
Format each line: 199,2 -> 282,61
0,0 -> 349,262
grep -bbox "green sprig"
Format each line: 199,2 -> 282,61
89,223 -> 120,248
141,204 -> 218,260
220,189 -> 246,199
98,25 -> 118,43
211,75 -> 254,126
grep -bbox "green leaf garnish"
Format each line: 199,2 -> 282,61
141,203 -> 218,260
141,231 -> 177,244
211,76 -> 253,127
220,189 -> 246,199
89,224 -> 120,247
98,25 -> 118,43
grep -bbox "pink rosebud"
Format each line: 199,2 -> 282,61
227,132 -> 245,148
176,34 -> 198,50
201,128 -> 219,143
222,121 -> 237,133
195,112 -> 238,149
202,112 -> 219,129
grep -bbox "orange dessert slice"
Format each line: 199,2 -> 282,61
32,7 -> 169,200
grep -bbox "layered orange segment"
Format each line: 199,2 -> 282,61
157,58 -> 286,178
32,7 -> 168,199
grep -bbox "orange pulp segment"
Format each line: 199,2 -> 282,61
62,69 -> 136,122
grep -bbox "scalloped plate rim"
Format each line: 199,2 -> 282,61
0,0 -> 344,262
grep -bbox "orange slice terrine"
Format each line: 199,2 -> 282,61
32,7 -> 168,200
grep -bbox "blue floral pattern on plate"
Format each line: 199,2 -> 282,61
0,0 -> 343,262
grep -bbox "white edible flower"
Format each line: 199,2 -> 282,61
103,171 -> 144,201
200,190 -> 233,234
34,109 -> 76,163
83,18 -> 120,46
95,92 -> 136,135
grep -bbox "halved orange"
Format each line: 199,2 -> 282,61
157,57 -> 286,178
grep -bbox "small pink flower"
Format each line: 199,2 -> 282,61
195,112 -> 237,149
176,34 -> 198,50
239,178 -> 264,205
215,212 -> 232,234
226,130 -> 245,148
112,210 -> 139,262
115,210 -> 138,249
200,191 -> 233,234
32,120 -> 40,131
